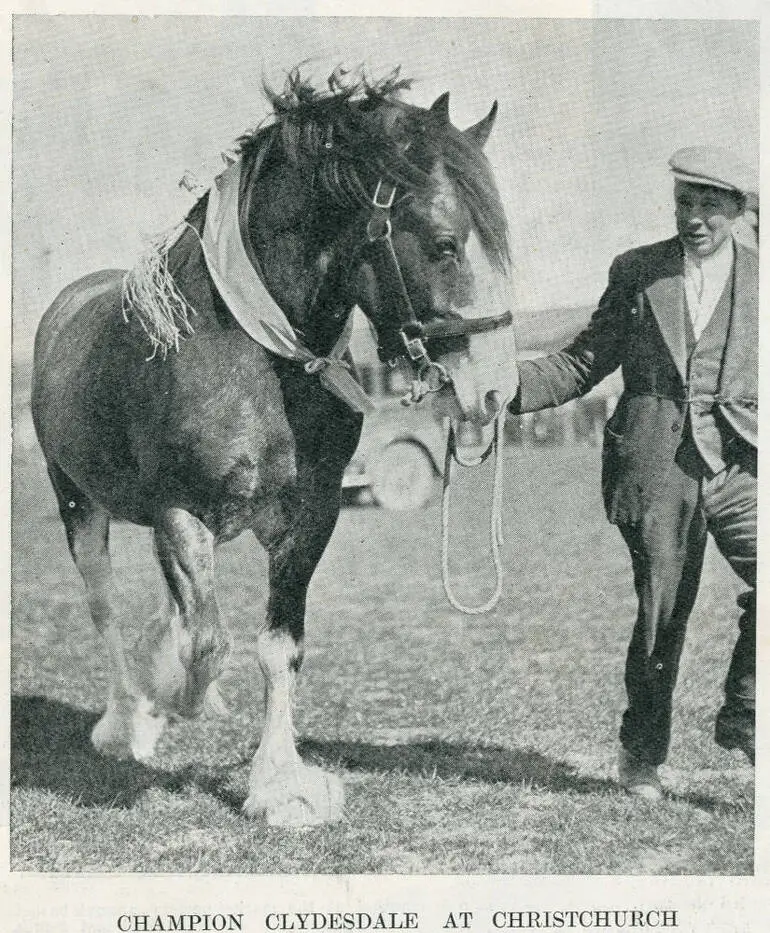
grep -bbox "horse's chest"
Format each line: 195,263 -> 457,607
172,395 -> 294,481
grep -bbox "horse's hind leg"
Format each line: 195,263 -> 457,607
47,463 -> 166,760
243,482 -> 345,827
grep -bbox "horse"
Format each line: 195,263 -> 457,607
31,68 -> 518,827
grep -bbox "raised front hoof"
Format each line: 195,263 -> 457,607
243,765 -> 344,827
90,699 -> 167,762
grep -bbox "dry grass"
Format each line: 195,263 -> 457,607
11,438 -> 754,873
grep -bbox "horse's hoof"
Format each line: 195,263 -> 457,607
243,765 -> 344,827
130,702 -> 167,760
90,698 -> 166,762
91,713 -> 136,760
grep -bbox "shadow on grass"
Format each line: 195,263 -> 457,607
10,694 -> 243,811
300,738 -> 750,814
666,787 -> 754,814
300,736 -> 612,796
12,694 -> 746,817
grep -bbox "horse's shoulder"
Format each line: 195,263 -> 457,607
159,334 -> 293,460
164,328 -> 279,401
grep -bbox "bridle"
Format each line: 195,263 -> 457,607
362,176 -> 512,401
361,175 -> 516,613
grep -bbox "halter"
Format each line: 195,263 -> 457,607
363,176 -> 513,401
363,176 -> 514,612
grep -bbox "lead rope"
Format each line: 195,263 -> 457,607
441,404 -> 509,614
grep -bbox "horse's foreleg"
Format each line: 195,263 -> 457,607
143,507 -> 231,719
48,464 -> 165,760
243,487 -> 344,826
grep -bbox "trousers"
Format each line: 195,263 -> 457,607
617,440 -> 756,765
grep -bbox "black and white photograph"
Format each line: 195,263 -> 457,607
5,5 -> 766,927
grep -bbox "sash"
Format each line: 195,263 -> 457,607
201,159 -> 373,414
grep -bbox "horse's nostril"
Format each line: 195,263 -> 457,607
485,390 -> 502,420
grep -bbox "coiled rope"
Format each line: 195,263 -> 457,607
441,405 -> 509,614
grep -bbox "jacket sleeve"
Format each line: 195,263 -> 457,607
510,254 -> 634,414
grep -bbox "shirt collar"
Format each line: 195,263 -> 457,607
682,233 -> 734,276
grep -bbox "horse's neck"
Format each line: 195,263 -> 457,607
240,154 -> 355,354
166,152 -> 355,357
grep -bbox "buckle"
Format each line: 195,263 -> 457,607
372,179 -> 396,210
367,179 -> 397,242
419,360 -> 451,392
401,332 -> 428,362
367,214 -> 392,242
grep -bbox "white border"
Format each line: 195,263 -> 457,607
2,3 -> 766,931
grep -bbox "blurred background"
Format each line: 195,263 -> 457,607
13,16 -> 759,361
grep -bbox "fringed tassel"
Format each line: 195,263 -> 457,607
122,222 -> 197,360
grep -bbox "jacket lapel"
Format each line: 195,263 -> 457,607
719,241 -> 758,397
644,237 -> 688,385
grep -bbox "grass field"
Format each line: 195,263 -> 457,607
11,436 -> 754,874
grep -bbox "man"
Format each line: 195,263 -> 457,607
511,147 -> 757,799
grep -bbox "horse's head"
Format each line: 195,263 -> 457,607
249,69 -> 519,427
346,92 -> 518,425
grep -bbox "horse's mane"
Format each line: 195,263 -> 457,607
123,66 -> 510,357
240,66 -> 509,271
238,67 -> 425,195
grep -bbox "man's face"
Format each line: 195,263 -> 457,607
675,180 -> 744,258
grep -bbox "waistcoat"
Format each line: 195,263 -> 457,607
684,269 -> 735,473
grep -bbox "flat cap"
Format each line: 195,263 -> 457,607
669,146 -> 756,196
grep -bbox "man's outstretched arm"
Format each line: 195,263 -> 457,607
510,255 -> 633,414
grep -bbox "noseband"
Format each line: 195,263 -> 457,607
363,177 -> 512,399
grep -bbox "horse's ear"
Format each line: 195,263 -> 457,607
464,100 -> 498,148
430,92 -> 451,121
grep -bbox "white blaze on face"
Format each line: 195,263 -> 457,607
433,232 -> 519,427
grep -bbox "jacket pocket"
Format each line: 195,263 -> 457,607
603,400 -> 627,444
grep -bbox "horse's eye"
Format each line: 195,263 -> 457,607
435,238 -> 459,260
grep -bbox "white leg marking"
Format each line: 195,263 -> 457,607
90,621 -> 167,760
243,631 -> 344,826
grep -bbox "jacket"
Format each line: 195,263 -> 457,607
512,236 -> 758,525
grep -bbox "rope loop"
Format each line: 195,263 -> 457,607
441,406 -> 509,614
